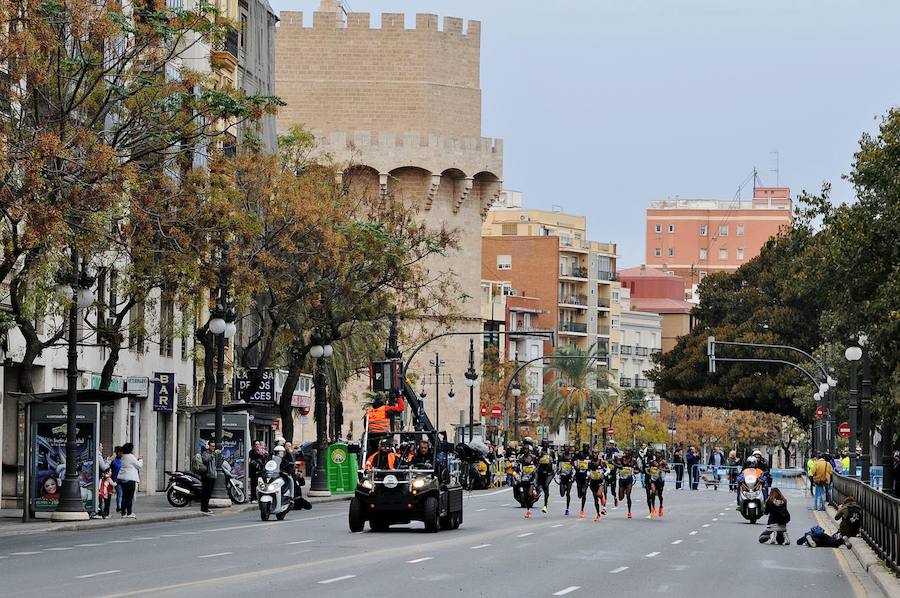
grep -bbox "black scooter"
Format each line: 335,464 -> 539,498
165,470 -> 202,507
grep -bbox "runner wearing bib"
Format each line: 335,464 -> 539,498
644,450 -> 670,519
557,445 -> 576,516
616,448 -> 638,519
536,440 -> 554,514
587,451 -> 608,522
574,444 -> 591,518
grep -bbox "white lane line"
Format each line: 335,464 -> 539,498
551,524 -> 564,528
76,570 -> 120,579
702,524 -> 711,528
689,531 -> 698,535
76,543 -> 101,547
407,557 -> 433,564
198,552 -> 233,559
518,532 -> 534,538
106,540 -> 131,544
133,537 -> 159,541
159,534 -> 181,538
553,586 -> 581,596
645,552 -> 661,558
45,547 -> 75,551
207,513 -> 341,533
712,518 -> 719,522
472,488 -> 512,497
671,540 -> 683,545
318,574 -> 356,585
471,543 -> 492,550
9,551 -> 40,556
718,512 -> 725,516
476,508 -> 488,512
501,503 -> 511,507
288,540 -> 313,545
610,566 -> 629,574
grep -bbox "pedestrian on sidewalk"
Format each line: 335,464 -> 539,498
110,447 -> 124,513
97,469 -> 116,519
811,453 -> 833,511
200,441 -> 220,514
726,450 -> 740,490
686,446 -> 699,490
806,454 -> 816,497
759,487 -> 791,545
892,451 -> 900,497
117,443 -> 142,518
249,441 -> 268,503
673,445 -> 685,489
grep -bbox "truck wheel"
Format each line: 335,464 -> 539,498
440,514 -> 453,530
423,496 -> 439,533
349,498 -> 365,532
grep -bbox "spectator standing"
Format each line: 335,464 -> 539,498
97,469 -> 116,519
811,454 -> 833,511
726,450 -> 740,490
806,454 -> 816,497
708,446 -> 724,484
200,441 -> 220,514
686,446 -> 700,490
248,441 -> 268,503
892,451 -> 900,497
117,442 -> 142,518
110,447 -> 123,513
673,445 -> 685,489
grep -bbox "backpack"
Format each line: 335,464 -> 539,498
191,453 -> 205,476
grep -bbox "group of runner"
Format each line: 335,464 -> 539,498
517,438 -> 670,521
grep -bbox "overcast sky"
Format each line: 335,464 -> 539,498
270,0 -> 900,266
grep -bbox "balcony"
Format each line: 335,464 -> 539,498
560,322 -> 588,334
619,377 -> 633,388
620,345 -> 633,356
573,266 -> 588,279
597,297 -> 611,308
635,346 -> 650,357
597,271 -> 619,282
597,325 -> 610,335
211,27 -> 239,73
559,293 -> 588,306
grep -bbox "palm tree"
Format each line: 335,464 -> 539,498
541,344 -> 615,443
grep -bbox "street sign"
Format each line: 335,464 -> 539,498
838,422 -> 851,438
490,406 -> 503,418
237,369 -> 275,403
480,405 -> 487,417
815,406 -> 823,419
607,427 -> 615,436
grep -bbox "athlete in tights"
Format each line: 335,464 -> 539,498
574,444 -> 591,518
587,450 -> 608,522
615,447 -> 639,519
644,449 -> 670,519
557,445 -> 576,516
536,439 -> 554,514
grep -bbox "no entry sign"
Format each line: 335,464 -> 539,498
838,422 -> 851,438
490,406 -> 503,418
607,427 -> 615,436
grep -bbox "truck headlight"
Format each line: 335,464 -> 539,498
362,480 -> 374,490
412,478 -> 425,489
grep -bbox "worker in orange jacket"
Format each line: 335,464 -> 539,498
367,394 -> 405,455
366,437 -> 399,470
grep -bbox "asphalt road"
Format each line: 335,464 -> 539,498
0,481 -> 876,598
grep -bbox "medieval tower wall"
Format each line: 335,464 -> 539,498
275,3 -> 503,438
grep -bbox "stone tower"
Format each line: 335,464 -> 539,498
275,2 -> 503,437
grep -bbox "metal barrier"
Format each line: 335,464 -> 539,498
489,458 -> 508,488
831,473 -> 900,575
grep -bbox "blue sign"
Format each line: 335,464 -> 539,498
153,372 -> 175,412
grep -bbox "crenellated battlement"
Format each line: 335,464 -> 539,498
278,11 -> 481,42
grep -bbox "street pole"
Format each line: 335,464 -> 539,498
430,353 -> 443,432
209,263 -> 233,509
464,339 -> 478,443
53,250 -> 90,521
309,353 -> 331,496
860,346 -> 872,485
848,359 -> 858,476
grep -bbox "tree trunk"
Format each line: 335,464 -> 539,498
16,337 -> 42,394
279,357 -> 305,442
99,300 -> 135,390
195,326 -> 215,405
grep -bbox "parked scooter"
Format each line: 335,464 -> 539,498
222,460 -> 246,504
165,470 -> 202,507
257,458 -> 294,521
737,467 -> 765,523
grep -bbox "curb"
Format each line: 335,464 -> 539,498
819,505 -> 900,598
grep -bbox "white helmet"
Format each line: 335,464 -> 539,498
752,449 -> 762,457
275,437 -> 286,445
748,456 -> 758,465
273,445 -> 286,454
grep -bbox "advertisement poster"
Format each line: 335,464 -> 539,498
31,403 -> 99,513
198,428 -> 246,481
153,372 -> 175,412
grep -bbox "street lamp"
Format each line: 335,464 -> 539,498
845,344 -> 862,477
846,335 -> 872,483
668,414 -> 677,458
208,255 -> 237,509
464,339 -> 479,443
429,354 -> 446,432
511,373 -> 522,443
52,253 -> 95,521
586,407 -> 596,450
309,331 -> 333,497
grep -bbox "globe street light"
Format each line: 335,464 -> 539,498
53,254 -> 96,521
309,332 -> 333,496
464,339 -> 479,443
845,343 -> 862,476
208,256 -> 237,509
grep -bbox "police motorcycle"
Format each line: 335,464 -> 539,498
737,462 -> 765,523
512,438 -> 542,509
258,445 -> 294,521
459,439 -> 491,490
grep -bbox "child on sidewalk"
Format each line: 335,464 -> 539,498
97,469 -> 116,519
759,487 -> 790,545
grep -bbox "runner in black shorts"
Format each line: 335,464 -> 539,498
616,447 -> 638,519
587,450 -> 608,522
536,439 -> 554,514
574,443 -> 591,518
557,445 -> 576,516
644,449 -> 670,519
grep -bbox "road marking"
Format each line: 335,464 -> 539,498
76,543 -> 101,547
407,557 -> 433,564
288,540 -> 313,545
671,540 -> 682,545
471,544 -> 491,550
159,534 -> 181,538
198,552 -> 233,559
718,512 -> 725,516
106,540 -> 131,544
702,524 -> 711,528
207,513 -> 341,533
473,488 -> 512,497
645,552 -> 660,558
318,575 -> 356,585
133,537 -> 158,541
551,524 -> 564,528
518,532 -> 534,538
712,518 -> 719,521
501,503 -> 511,507
553,586 -> 581,596
76,570 -> 120,579
476,508 -> 488,512
45,547 -> 75,551
610,566 -> 629,574
689,531 -> 698,535
9,551 -> 40,555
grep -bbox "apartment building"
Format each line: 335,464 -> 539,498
618,266 -> 693,353
617,288 -> 662,413
646,186 -> 792,289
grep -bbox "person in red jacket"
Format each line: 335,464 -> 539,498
366,394 -> 405,455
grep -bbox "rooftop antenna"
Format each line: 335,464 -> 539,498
770,151 -> 780,187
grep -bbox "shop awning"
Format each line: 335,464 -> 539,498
7,389 -> 137,404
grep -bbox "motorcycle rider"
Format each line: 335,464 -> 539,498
574,443 -> 591,518
366,437 -> 399,470
615,447 -> 638,519
736,455 -> 761,507
557,444 -> 576,516
248,441 -> 269,503
750,449 -> 771,501
536,439 -> 554,514
587,450 -> 608,521
644,449 -> 670,519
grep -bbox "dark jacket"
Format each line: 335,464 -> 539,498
764,499 -> 791,525
835,501 -> 862,538
200,448 -> 218,479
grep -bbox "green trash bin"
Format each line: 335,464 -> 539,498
326,443 -> 358,494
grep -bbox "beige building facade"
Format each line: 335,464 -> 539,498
274,2 -> 502,437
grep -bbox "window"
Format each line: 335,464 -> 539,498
654,248 -> 662,257
737,224 -> 745,236
699,271 -> 708,280
667,247 -> 674,257
719,248 -> 728,260
737,247 -> 745,260
668,224 -> 675,233
160,298 -> 174,358
497,254 -> 512,270
650,332 -> 657,349
130,302 -> 146,354
612,289 -> 620,303
699,248 -> 707,260
700,224 -> 708,236
611,317 -> 619,330
654,224 -> 662,233
501,223 -> 518,236
719,225 -> 729,236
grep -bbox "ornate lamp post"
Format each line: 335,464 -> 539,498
586,406 -> 596,450
52,252 -> 95,521
207,261 -> 237,508
308,332 -> 334,497
511,373 -> 522,443
844,342 -> 862,477
668,414 -> 677,459
464,340 -> 478,443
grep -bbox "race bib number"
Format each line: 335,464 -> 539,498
590,470 -> 604,480
539,456 -> 550,464
576,460 -> 589,471
523,465 -> 535,474
561,463 -> 573,472
619,467 -> 633,478
648,467 -> 659,476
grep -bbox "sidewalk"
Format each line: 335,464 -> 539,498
0,492 -> 351,538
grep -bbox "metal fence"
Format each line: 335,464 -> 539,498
831,473 -> 900,575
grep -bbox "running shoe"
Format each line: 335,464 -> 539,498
646,513 -> 653,520
564,509 -> 569,516
614,498 -> 619,508
525,509 -> 532,519
594,514 -> 601,522
627,511 -> 633,519
542,505 -> 548,514
601,508 -> 607,515
579,511 -> 585,519
658,506 -> 664,518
